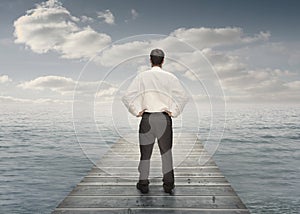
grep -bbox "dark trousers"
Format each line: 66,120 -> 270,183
138,112 -> 174,185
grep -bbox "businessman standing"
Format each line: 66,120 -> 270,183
122,49 -> 189,194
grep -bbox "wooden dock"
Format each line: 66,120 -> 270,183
52,133 -> 250,213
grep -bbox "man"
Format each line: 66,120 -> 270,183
122,49 -> 189,194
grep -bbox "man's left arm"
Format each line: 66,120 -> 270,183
169,78 -> 190,118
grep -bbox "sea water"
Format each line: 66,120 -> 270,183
0,103 -> 299,213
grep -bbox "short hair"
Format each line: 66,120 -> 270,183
150,55 -> 164,65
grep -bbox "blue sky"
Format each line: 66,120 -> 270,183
0,0 -> 300,105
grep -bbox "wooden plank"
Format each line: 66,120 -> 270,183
77,183 -> 231,187
88,166 -> 222,177
69,185 -> 236,196
91,166 -> 219,169
95,160 -> 216,165
84,175 -> 225,178
89,166 -> 222,174
97,157 -> 213,163
110,140 -> 202,144
95,160 -> 217,167
99,154 -> 212,159
53,208 -> 250,214
57,195 -> 247,209
100,153 -> 209,157
87,171 -> 224,177
109,144 -> 203,149
109,144 -> 204,150
106,149 -> 209,154
80,177 -> 228,184
101,151 -> 210,156
110,145 -> 201,149
106,149 -> 206,154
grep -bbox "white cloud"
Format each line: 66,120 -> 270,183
170,27 -> 270,49
229,41 -> 300,70
196,48 -> 300,103
284,81 -> 300,90
94,27 -> 270,69
0,95 -> 35,103
182,70 -> 198,81
131,9 -> 138,20
18,75 -> 75,93
0,95 -> 71,104
94,36 -> 201,68
225,92 -> 300,103
17,75 -> 117,97
221,68 -> 292,95
59,26 -> 111,59
95,87 -> 117,97
162,50 -> 216,80
125,9 -> 139,23
201,48 -> 247,79
0,75 -> 12,83
97,9 -> 115,25
95,40 -> 151,67
202,47 -> 300,103
161,47 -> 300,103
80,15 -> 94,23
13,0 -> 111,59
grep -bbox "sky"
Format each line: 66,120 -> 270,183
0,0 -> 300,107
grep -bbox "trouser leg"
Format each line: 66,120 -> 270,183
138,143 -> 155,182
157,115 -> 174,185
138,117 -> 155,183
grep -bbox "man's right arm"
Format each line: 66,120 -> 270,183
121,75 -> 141,116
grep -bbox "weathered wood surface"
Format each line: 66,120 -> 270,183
52,133 -> 250,213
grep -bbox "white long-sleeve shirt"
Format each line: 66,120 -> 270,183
122,66 -> 189,118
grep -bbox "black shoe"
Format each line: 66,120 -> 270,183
163,183 -> 175,194
136,182 -> 149,194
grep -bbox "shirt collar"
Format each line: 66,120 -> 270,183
150,66 -> 162,71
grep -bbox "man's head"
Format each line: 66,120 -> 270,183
150,49 -> 164,67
